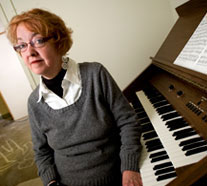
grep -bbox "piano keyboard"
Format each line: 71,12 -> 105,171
133,98 -> 177,186
133,86 -> 207,185
136,87 -> 207,168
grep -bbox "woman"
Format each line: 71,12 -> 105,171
7,8 -> 142,186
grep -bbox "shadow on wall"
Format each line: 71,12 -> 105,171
0,92 -> 13,121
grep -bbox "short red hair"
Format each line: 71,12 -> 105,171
7,8 -> 73,55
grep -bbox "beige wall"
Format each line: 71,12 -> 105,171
1,0 -> 176,89
169,0 -> 189,21
0,0 -> 185,119
0,32 -> 32,120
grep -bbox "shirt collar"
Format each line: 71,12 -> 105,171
37,58 -> 81,102
64,58 -> 81,85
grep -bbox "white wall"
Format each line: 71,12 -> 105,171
0,32 -> 32,120
0,0 -> 185,120
2,0 -> 175,90
168,0 -> 189,21
0,17 -> 4,33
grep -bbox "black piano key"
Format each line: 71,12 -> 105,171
134,108 -> 144,113
166,118 -> 185,126
147,144 -> 163,152
143,131 -> 158,140
175,131 -> 197,140
131,96 -> 143,109
149,150 -> 167,158
149,96 -> 166,104
168,122 -> 188,131
157,172 -> 177,181
166,121 -> 187,129
156,105 -> 174,115
151,155 -> 169,163
153,100 -> 169,108
139,117 -> 150,124
155,166 -> 175,176
161,112 -> 180,121
185,146 -> 207,156
141,123 -> 154,133
137,111 -> 148,119
153,162 -> 173,170
173,128 -> 194,137
145,138 -> 161,147
182,141 -> 207,151
146,140 -> 162,147
179,137 -> 203,146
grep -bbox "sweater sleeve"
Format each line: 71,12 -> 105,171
28,97 -> 58,186
99,64 -> 142,173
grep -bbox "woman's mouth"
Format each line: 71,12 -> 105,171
30,59 -> 43,64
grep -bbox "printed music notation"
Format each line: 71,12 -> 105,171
173,13 -> 207,75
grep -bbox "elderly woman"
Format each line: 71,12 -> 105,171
7,8 -> 142,186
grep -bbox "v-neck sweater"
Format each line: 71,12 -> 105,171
28,62 -> 142,186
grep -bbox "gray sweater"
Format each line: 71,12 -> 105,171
28,62 -> 142,186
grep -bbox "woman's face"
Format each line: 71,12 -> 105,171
16,23 -> 62,79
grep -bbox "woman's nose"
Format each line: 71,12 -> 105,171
26,44 -> 38,56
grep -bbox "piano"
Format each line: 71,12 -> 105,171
123,0 -> 207,185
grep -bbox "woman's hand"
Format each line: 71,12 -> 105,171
122,170 -> 143,186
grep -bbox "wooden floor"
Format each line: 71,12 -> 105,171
0,117 -> 40,186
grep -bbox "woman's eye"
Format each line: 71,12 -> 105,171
35,38 -> 44,44
19,43 -> 27,49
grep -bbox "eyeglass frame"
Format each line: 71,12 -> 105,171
13,36 -> 53,53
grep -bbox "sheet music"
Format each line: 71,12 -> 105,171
173,13 -> 207,75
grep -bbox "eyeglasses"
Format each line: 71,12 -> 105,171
13,36 -> 53,53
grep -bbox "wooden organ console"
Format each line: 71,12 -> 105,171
123,0 -> 207,185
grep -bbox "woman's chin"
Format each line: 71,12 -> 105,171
30,68 -> 45,76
